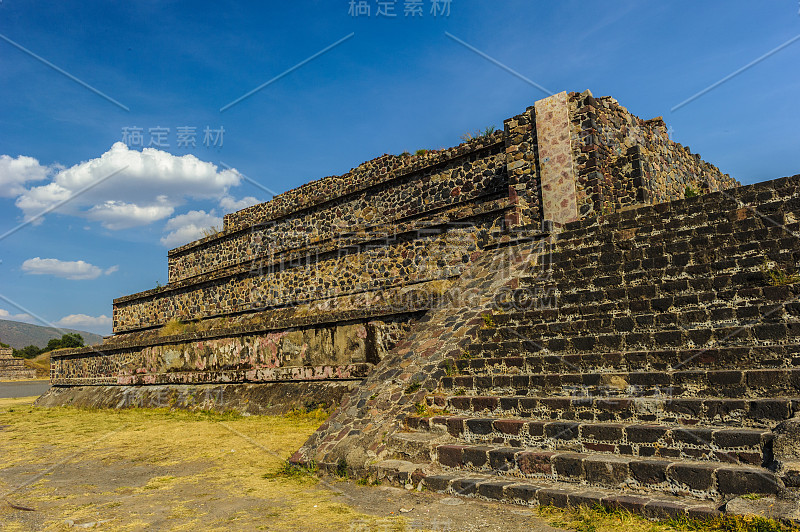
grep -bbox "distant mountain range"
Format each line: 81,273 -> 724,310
0,319 -> 104,349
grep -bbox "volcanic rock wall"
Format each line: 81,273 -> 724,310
49,90 -> 736,394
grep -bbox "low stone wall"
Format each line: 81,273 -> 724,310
0,349 -> 36,380
36,381 -> 358,415
169,140 -> 508,284
114,207 -> 507,333
52,313 -> 414,386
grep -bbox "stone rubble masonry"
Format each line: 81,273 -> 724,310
0,347 -> 36,379
52,90 -> 734,393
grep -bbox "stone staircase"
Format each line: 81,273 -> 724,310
379,176 -> 800,517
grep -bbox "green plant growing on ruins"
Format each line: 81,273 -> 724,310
415,149 -> 428,156
459,350 -> 473,360
262,460 -> 318,481
160,319 -> 188,337
482,313 -> 496,328
443,360 -> 457,376
761,259 -> 800,286
201,225 -> 222,238
404,380 -> 422,394
684,184 -> 701,198
460,126 -> 496,142
335,458 -> 349,479
399,151 -> 411,157
454,387 -> 466,396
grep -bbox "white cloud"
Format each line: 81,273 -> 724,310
14,142 -> 242,229
0,309 -> 35,323
160,210 -> 223,248
220,195 -> 260,213
56,314 -> 112,335
0,154 -> 49,198
21,257 -> 118,280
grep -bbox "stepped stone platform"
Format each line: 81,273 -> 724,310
0,347 -> 35,380
43,90 -> 800,519
296,175 -> 800,521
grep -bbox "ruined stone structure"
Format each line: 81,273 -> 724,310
43,90 -> 800,518
0,347 -> 36,379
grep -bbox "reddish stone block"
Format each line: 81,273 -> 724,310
517,451 -> 555,475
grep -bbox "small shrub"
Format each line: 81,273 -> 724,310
404,381 -> 422,394
399,151 -> 411,157
335,458 -> 348,479
460,126 -> 497,142
761,259 -> 800,286
356,477 -> 370,486
684,184 -> 701,198
443,360 -> 457,376
415,149 -> 428,156
262,461 -> 318,481
482,313 -> 496,328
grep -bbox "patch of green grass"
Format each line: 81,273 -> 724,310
482,313 -> 496,328
262,460 -> 319,481
414,149 -> 428,156
761,259 -> 800,286
404,381 -> 422,394
684,184 -> 701,198
537,504 -> 799,532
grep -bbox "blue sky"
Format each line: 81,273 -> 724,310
0,1 -> 799,337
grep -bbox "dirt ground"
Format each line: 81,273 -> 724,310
0,397 -> 567,531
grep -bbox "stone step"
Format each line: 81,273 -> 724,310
422,469 -> 722,519
548,225 -> 800,274
355,459 -> 723,519
537,252 -> 772,288
479,310 -> 800,343
404,415 -> 773,466
442,367 -> 800,398
471,322 -> 800,358
432,444 -> 781,498
555,197 -> 800,249
493,285 -> 800,323
484,296 -> 800,333
439,394 -> 798,427
451,345 -> 800,374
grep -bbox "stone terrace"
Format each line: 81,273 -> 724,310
298,175 -> 800,520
